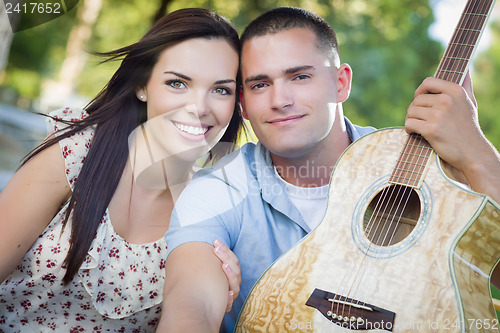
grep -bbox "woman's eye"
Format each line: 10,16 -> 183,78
213,87 -> 233,95
166,80 -> 186,89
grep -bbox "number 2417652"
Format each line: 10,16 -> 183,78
5,2 -> 62,14
442,319 -> 499,330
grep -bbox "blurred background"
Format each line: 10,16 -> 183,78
0,0 -> 499,317
1,0 -> 500,187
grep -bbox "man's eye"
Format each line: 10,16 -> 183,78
251,83 -> 268,90
294,74 -> 310,81
166,80 -> 186,89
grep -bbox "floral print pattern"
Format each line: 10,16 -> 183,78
0,108 -> 166,332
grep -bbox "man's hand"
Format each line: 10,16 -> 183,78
405,75 -> 481,173
405,75 -> 500,202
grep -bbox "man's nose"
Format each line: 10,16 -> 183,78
270,81 -> 293,111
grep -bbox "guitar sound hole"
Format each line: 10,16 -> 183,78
363,185 -> 421,246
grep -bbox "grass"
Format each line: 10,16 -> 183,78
491,284 -> 500,320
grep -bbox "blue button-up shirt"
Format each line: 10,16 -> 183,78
165,118 -> 375,332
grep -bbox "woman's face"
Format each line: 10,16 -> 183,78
136,37 -> 239,162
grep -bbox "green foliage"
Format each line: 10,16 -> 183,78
329,0 -> 441,128
3,68 -> 42,98
492,284 -> 500,319
472,20 -> 500,149
3,6 -> 77,98
0,0 -> 443,115
3,0 -> 500,153
78,0 -> 159,97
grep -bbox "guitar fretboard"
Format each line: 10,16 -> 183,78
389,0 -> 494,188
390,133 -> 433,187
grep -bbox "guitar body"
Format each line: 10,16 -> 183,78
236,128 -> 500,332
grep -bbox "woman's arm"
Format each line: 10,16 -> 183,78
158,242 -> 229,333
0,141 -> 71,283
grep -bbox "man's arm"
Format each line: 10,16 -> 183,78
405,75 -> 500,288
157,242 -> 229,333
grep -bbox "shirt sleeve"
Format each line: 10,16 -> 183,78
165,150 -> 249,256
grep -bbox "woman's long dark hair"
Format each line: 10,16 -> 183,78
23,8 -> 243,284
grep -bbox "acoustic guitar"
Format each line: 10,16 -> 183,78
236,0 -> 500,331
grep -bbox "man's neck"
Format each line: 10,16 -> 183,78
271,118 -> 351,188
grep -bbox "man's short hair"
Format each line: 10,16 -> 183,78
240,7 -> 340,66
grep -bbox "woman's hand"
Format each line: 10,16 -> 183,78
213,240 -> 241,313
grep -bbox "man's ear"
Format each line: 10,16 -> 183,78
336,64 -> 352,103
136,88 -> 147,102
240,90 -> 249,120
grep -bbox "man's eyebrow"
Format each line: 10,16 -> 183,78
284,65 -> 315,75
244,74 -> 269,85
244,65 -> 316,85
164,71 -> 191,81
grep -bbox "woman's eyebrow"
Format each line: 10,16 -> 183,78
164,71 -> 191,81
215,79 -> 237,85
164,72 -> 235,85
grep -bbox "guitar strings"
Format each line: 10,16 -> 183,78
327,140 -> 424,322
378,135 -> 431,247
330,133 -> 440,321
436,0 -> 487,84
328,136 -> 426,319
328,0 -> 490,323
342,135 -> 428,313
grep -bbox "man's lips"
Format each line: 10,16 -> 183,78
267,115 -> 306,124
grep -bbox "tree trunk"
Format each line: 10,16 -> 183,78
38,0 -> 103,112
152,0 -> 173,23
0,0 -> 15,76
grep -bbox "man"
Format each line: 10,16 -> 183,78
158,7 -> 500,332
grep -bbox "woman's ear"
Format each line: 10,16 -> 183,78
240,91 -> 248,120
336,63 -> 352,103
136,88 -> 147,102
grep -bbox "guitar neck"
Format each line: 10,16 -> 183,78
435,0 -> 495,84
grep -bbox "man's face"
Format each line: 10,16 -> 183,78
241,28 -> 350,161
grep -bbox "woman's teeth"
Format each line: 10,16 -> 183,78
175,122 -> 208,135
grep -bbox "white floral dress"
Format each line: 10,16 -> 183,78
0,108 -> 167,332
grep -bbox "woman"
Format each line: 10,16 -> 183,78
0,8 -> 243,331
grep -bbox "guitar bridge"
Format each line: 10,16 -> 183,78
306,288 -> 395,331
